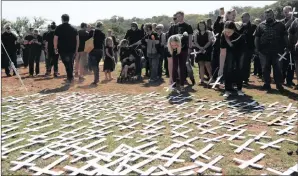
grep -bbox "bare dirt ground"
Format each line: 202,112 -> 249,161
1,61 -> 297,104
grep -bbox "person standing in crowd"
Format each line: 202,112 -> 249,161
220,21 -> 246,97
107,29 -> 119,64
194,21 -> 213,85
86,24 -> 94,73
142,23 -> 160,82
124,22 -> 144,80
104,37 -> 115,81
152,23 -> 157,32
43,24 -> 51,76
1,24 -> 18,77
206,19 -> 213,31
156,24 -> 167,79
88,21 -> 106,85
168,11 -> 194,91
28,29 -> 42,77
253,18 -> 263,78
239,12 -> 257,85
74,22 -> 89,83
213,8 -> 237,78
288,18 -> 298,90
280,6 -> 296,87
23,27 -> 34,68
45,22 -> 59,78
254,8 -> 288,92
54,14 -> 79,85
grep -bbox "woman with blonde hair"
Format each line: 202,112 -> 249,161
167,34 -> 186,91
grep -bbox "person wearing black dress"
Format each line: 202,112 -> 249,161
219,21 -> 246,97
193,21 -> 213,85
104,37 -> 115,81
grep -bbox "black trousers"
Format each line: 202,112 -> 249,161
29,49 -> 41,75
224,52 -> 245,91
89,49 -> 103,83
281,53 -> 295,84
60,52 -> 75,81
158,49 -> 164,78
243,49 -> 254,82
253,54 -> 263,77
172,50 -> 188,86
211,45 -> 220,77
259,52 -> 282,87
47,53 -> 59,74
23,47 -> 29,67
163,48 -> 169,76
2,52 -> 17,75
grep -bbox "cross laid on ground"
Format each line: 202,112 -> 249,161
256,138 -> 285,150
188,143 -> 214,160
278,52 -> 287,61
194,155 -> 224,173
233,153 -> 265,169
230,138 -> 255,153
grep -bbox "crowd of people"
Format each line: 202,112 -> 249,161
1,6 -> 298,97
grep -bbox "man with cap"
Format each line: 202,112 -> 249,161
1,24 -> 18,77
239,12 -> 257,85
124,22 -> 145,79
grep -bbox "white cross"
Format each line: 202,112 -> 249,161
210,75 -> 223,88
256,138 -> 285,150
227,129 -> 247,141
187,143 -> 214,160
29,155 -> 68,175
233,153 -> 265,169
273,126 -> 295,135
190,49 -> 199,58
248,131 -> 272,141
289,7 -> 297,18
289,53 -> 294,70
171,129 -> 193,139
194,155 -> 224,173
230,138 -> 255,153
198,126 -> 222,135
278,52 -> 287,61
173,137 -> 200,148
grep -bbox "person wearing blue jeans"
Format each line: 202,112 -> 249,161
60,53 -> 75,81
89,49 -> 103,85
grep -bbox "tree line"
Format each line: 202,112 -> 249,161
1,0 -> 297,39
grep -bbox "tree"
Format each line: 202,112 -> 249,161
1,18 -> 11,31
10,17 -> 30,35
32,16 -> 47,29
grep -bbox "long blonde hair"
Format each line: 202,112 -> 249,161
167,35 -> 181,56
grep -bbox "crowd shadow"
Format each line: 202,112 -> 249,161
33,75 -> 67,82
224,94 -> 264,114
39,83 -> 70,94
142,79 -> 165,87
165,86 -> 195,105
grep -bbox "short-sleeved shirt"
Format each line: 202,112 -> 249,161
168,22 -> 193,50
31,35 -> 43,52
254,20 -> 287,54
45,31 -> 55,55
78,29 -> 90,52
54,23 -> 78,53
220,32 -> 246,57
1,32 -> 17,54
92,29 -> 106,50
24,34 -> 34,48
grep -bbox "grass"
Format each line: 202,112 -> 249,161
1,64 -> 298,175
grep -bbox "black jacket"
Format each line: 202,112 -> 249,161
124,28 -> 144,45
238,21 -> 257,50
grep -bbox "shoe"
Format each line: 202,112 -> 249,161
54,73 -> 58,78
199,81 -> 204,85
45,72 -> 50,76
7,74 -> 12,77
191,78 -> 196,86
223,91 -> 232,97
286,82 -> 296,87
276,85 -> 285,93
90,82 -> 98,86
237,90 -> 244,96
261,84 -> 271,91
180,86 -> 185,93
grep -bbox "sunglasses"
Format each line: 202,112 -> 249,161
173,18 -> 177,20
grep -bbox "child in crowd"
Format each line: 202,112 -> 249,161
104,37 -> 115,81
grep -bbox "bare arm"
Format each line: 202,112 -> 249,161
203,32 -> 213,49
54,36 -> 58,49
105,48 -> 114,58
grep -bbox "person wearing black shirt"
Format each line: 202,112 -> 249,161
255,9 -> 288,92
167,11 -> 194,91
23,28 -> 34,68
238,12 -> 257,85
220,21 -> 246,97
27,29 -> 43,77
253,18 -> 263,78
1,25 -> 18,77
45,22 -> 59,77
288,18 -> 298,90
74,22 -> 89,82
280,6 -> 296,87
88,21 -> 106,85
43,24 -> 51,76
54,14 -> 79,84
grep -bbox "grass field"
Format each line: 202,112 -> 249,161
1,61 -> 298,175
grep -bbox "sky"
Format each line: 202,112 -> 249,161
2,1 -> 276,26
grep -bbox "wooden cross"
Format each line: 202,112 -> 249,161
278,52 -> 287,61
210,75 -> 223,89
233,153 -> 265,169
194,155 -> 224,173
230,138 -> 255,153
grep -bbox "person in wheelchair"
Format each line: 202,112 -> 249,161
118,39 -> 137,81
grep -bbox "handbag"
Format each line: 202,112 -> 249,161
84,30 -> 95,53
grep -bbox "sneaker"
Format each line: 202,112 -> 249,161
237,90 -> 244,96
191,78 -> 196,86
276,85 -> 285,93
223,91 -> 232,97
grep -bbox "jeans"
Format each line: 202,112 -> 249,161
29,49 -> 41,75
149,56 -> 159,80
259,52 -> 282,86
89,49 -> 103,83
47,53 -> 59,74
60,52 -> 75,81
172,50 -> 188,86
224,52 -> 245,91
